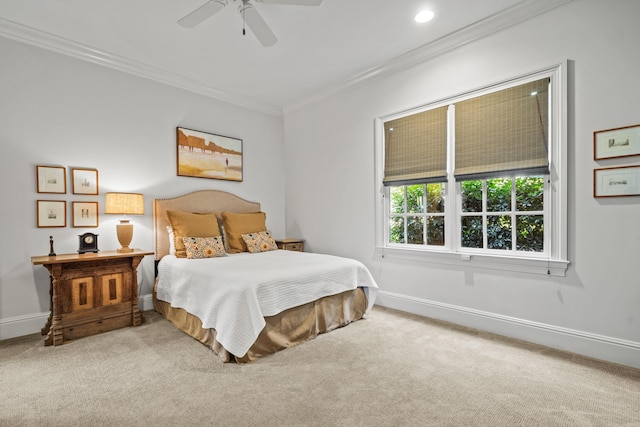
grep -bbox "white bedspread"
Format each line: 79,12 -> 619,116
156,250 -> 378,357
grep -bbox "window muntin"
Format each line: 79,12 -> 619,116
459,176 -> 545,254
388,176 -> 546,256
389,183 -> 446,246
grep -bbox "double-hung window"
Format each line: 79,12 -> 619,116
375,64 -> 569,275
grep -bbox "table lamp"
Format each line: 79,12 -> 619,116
105,192 -> 144,253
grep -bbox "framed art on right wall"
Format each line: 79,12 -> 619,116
594,165 -> 640,198
594,123 -> 640,160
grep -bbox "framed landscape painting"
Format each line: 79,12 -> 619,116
177,127 -> 243,182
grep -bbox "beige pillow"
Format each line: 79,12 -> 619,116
242,231 -> 278,253
165,210 -> 220,258
221,211 -> 267,253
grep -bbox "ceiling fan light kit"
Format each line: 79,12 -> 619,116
178,0 -> 323,47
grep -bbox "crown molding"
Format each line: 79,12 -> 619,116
283,0 -> 574,113
0,17 -> 284,117
0,0 -> 572,118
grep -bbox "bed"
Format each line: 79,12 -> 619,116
152,190 -> 378,363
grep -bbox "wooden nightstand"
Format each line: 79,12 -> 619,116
31,249 -> 153,346
275,238 -> 304,252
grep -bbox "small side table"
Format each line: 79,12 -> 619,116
31,249 -> 153,346
275,238 -> 304,252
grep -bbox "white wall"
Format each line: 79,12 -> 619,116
283,0 -> 640,368
0,37 -> 285,338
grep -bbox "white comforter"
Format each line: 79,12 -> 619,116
156,250 -> 378,357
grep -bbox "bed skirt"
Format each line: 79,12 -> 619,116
153,283 -> 368,363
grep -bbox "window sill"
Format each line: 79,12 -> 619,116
374,246 -> 570,277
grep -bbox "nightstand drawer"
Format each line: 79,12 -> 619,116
283,242 -> 303,251
276,239 -> 304,252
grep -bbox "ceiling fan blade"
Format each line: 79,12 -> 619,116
242,4 -> 278,47
178,0 -> 226,28
259,0 -> 322,5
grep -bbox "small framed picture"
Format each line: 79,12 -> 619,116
594,124 -> 640,160
594,165 -> 640,198
72,201 -> 99,227
36,165 -> 66,194
72,168 -> 99,195
37,200 -> 66,228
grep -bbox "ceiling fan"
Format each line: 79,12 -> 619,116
178,0 -> 323,47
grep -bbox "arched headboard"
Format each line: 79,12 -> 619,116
153,190 -> 260,260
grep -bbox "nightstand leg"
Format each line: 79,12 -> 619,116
44,265 -> 64,346
132,308 -> 142,326
42,275 -> 54,336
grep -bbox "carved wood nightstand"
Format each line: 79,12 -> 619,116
31,249 -> 153,346
275,238 -> 304,252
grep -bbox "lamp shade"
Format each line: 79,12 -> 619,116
105,193 -> 144,215
105,193 -> 144,253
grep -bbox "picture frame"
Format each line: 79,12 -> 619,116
36,165 -> 66,194
37,200 -> 66,228
72,168 -> 99,195
72,201 -> 99,228
177,127 -> 243,182
594,165 -> 640,198
594,124 -> 640,160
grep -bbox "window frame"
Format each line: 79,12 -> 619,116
374,62 -> 569,276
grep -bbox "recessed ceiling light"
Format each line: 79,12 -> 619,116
415,10 -> 435,23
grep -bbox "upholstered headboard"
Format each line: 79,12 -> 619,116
153,190 -> 260,260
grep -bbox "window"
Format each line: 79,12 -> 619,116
459,177 -> 545,252
389,183 -> 446,246
387,177 -> 546,254
375,63 -> 569,275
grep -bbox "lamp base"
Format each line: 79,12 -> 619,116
116,220 -> 134,253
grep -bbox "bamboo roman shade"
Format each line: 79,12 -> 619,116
383,106 -> 448,186
454,78 -> 550,180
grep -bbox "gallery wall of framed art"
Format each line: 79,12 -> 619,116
593,124 -> 640,198
35,165 -> 100,228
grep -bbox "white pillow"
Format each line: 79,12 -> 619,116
167,226 -> 175,255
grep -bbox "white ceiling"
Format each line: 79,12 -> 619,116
0,0 -> 570,115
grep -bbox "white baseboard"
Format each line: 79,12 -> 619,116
0,293 -> 156,341
0,311 -> 50,341
375,290 -> 640,370
4,291 -> 638,369
139,293 -> 155,311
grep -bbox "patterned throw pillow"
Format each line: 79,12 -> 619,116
182,236 -> 226,259
241,231 -> 278,253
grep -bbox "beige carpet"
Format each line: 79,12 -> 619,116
1,306 -> 639,427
